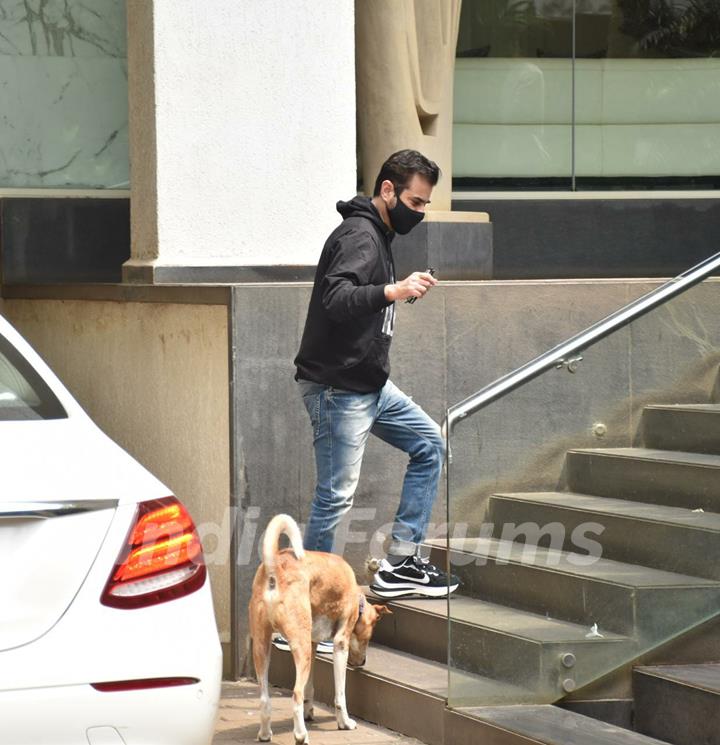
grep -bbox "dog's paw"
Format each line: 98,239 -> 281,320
294,735 -> 310,745
257,729 -> 272,742
338,717 -> 357,731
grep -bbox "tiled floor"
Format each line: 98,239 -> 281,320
214,680 -> 425,745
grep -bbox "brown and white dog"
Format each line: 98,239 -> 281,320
249,514 -> 391,744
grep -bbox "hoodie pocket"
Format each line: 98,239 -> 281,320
352,335 -> 391,389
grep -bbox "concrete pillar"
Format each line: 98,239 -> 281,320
356,0 -> 462,210
124,0 -> 356,283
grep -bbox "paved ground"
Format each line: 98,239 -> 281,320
214,680 -> 424,745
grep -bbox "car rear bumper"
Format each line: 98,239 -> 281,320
0,676 -> 221,745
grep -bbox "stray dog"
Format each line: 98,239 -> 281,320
249,514 -> 391,743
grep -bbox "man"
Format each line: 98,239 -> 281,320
293,149 -> 459,600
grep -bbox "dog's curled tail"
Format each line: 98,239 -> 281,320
262,514 -> 305,577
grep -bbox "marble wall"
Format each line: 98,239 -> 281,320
0,0 -> 128,188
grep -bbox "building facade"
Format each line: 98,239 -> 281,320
1,0 -> 719,682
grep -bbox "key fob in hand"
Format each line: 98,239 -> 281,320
405,267 -> 436,304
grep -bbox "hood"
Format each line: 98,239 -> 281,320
336,196 -> 392,238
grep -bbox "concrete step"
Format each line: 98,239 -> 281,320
633,663 -> 720,745
268,643 -> 534,745
488,491 -> 720,580
566,448 -> 720,511
425,537 -> 720,636
643,404 -> 720,455
364,586 -> 632,701
449,705 -> 669,745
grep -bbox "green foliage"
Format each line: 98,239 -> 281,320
618,0 -> 720,57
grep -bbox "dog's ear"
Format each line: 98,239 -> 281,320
373,604 -> 393,617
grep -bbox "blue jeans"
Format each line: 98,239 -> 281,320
299,379 -> 445,556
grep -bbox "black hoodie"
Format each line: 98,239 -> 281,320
294,196 -> 396,393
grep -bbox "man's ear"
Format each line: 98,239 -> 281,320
379,179 -> 396,203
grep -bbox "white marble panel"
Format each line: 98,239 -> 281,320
0,0 -> 128,188
0,0 -> 126,57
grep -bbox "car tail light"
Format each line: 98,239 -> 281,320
92,677 -> 200,692
101,497 -> 206,609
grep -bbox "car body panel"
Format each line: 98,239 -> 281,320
0,506 -> 115,651
0,676 -> 221,745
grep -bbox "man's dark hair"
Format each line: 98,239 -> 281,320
372,149 -> 440,196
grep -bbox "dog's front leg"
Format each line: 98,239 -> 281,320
303,643 -> 316,721
332,639 -> 356,730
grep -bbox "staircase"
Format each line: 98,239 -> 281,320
634,663 -> 720,744
268,400 -> 720,744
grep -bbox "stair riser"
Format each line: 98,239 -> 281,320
634,671 -> 720,745
643,408 -> 720,454
634,587 -> 720,642
373,603 -> 544,680
444,709 -> 542,745
566,452 -> 720,510
430,544 -> 720,638
454,705 -> 672,745
451,622 -> 542,683
488,496 -> 720,581
268,649 -> 445,745
430,544 -> 634,634
371,604 -> 446,665
558,699 -> 633,730
374,600 -> 632,699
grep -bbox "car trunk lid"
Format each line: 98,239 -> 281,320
0,500 -> 117,651
0,419 -> 168,652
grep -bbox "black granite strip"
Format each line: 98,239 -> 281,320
454,198 -> 720,279
1,198 -> 131,284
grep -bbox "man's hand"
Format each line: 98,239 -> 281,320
384,271 -> 438,303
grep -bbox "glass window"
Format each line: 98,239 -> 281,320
454,0 -> 720,190
577,0 -> 720,190
0,335 -> 67,420
455,0 -> 574,189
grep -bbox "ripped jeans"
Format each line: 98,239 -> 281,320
299,378 -> 445,556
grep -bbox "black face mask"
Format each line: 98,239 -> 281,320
388,191 -> 425,235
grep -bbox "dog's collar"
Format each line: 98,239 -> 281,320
358,594 -> 365,621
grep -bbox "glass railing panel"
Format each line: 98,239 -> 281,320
445,276 -> 720,706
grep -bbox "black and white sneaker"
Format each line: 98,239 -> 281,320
272,635 -> 333,654
370,555 -> 460,598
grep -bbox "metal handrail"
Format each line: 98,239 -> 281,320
443,250 -> 720,436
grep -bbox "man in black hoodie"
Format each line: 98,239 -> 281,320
294,150 -> 459,600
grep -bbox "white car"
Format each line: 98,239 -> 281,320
0,314 -> 222,745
